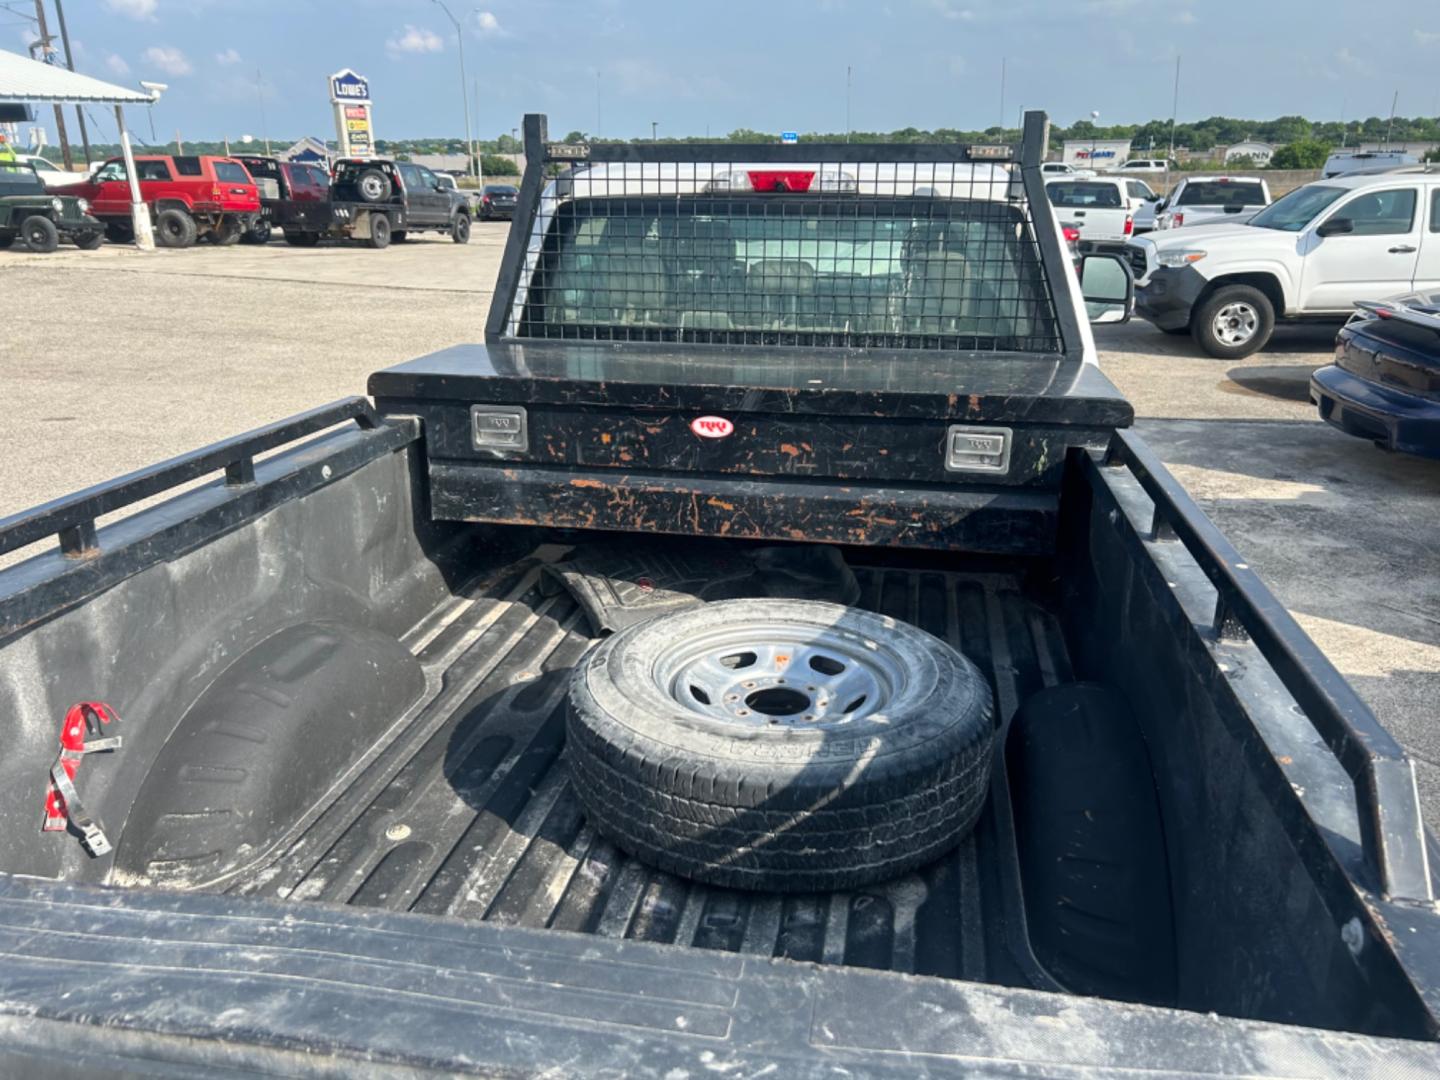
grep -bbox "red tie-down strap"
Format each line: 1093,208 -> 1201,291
43,702 -> 123,857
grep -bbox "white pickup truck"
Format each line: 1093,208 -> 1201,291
1155,176 -> 1270,231
1128,168 -> 1440,357
1045,176 -> 1133,253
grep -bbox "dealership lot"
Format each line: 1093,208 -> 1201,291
1,223 -> 1437,821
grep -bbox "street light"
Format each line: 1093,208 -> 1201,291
1090,110 -> 1100,168
651,120 -> 658,142
432,0 -> 477,183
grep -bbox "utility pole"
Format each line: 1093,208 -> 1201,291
1384,89 -> 1399,149
52,0 -> 90,166
1166,54 -> 1181,192
595,69 -> 602,139
432,0 -> 476,181
256,69 -> 271,155
31,0 -> 73,170
999,57 -> 1006,132
845,65 -> 852,143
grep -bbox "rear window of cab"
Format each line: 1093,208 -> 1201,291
213,161 -> 252,184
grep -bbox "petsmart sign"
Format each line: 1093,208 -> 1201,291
329,69 -> 375,159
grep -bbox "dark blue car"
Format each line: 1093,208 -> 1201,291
1311,293 -> 1440,459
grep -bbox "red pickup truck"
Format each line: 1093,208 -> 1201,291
71,154 -> 261,248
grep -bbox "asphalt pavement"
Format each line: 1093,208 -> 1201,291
1,224 -> 1437,824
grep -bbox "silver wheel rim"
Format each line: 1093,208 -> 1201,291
1212,301 -> 1259,346
652,621 -> 906,729
361,175 -> 384,199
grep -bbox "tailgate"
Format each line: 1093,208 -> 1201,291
1060,207 -> 1129,241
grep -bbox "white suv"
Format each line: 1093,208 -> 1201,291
1128,168 -> 1440,357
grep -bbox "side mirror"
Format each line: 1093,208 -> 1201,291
1080,253 -> 1134,325
1317,217 -> 1354,237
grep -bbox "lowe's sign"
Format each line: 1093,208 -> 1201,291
329,69 -> 371,104
329,69 -> 375,159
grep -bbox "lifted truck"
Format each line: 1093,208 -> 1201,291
2,113 -> 1440,1078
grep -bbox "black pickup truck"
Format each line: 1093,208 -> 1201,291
2,113 -> 1439,1078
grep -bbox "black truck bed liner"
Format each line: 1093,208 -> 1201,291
223,552 -> 1064,989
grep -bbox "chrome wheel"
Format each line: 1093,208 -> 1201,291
653,620 -> 907,728
1212,301 -> 1259,347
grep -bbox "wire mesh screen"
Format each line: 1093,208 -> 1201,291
510,160 -> 1063,352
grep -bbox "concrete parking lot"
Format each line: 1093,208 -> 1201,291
2,225 -> 1438,822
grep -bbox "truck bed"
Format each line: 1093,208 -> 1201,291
224,553 -> 1063,990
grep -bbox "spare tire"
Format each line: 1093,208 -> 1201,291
354,168 -> 392,203
566,599 -> 995,891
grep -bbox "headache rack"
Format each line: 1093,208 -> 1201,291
486,112 -> 1082,357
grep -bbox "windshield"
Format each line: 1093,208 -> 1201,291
1247,185 -> 1345,232
1047,182 -> 1122,208
0,162 -> 44,194
520,195 -> 1061,352
1177,182 -> 1266,207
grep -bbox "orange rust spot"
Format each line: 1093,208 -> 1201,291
776,654 -> 790,666
707,497 -> 736,511
968,393 -> 982,415
570,478 -> 606,489
618,450 -> 633,462
779,443 -> 802,458
600,432 -> 612,444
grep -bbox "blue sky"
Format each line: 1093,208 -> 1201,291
11,0 -> 1440,142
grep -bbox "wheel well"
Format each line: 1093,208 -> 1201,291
1197,272 -> 1285,316
152,199 -> 192,216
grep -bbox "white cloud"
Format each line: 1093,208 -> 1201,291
142,45 -> 192,76
105,53 -> 131,76
386,25 -> 444,56
103,0 -> 157,19
215,48 -> 242,66
1415,29 -> 1440,46
1174,10 -> 1197,24
927,1 -> 975,19
1334,46 -> 1372,77
474,11 -> 502,35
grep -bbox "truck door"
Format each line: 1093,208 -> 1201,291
417,167 -> 452,224
1298,185 -> 1422,311
88,159 -> 130,217
1414,186 -> 1440,296
396,164 -> 429,224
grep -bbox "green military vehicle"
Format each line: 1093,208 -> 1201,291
0,161 -> 103,253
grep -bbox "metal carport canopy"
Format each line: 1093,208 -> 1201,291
0,49 -> 160,249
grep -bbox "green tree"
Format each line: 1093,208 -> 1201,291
481,154 -> 519,177
1270,138 -> 1330,169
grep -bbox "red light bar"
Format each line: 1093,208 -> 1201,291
746,170 -> 815,193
